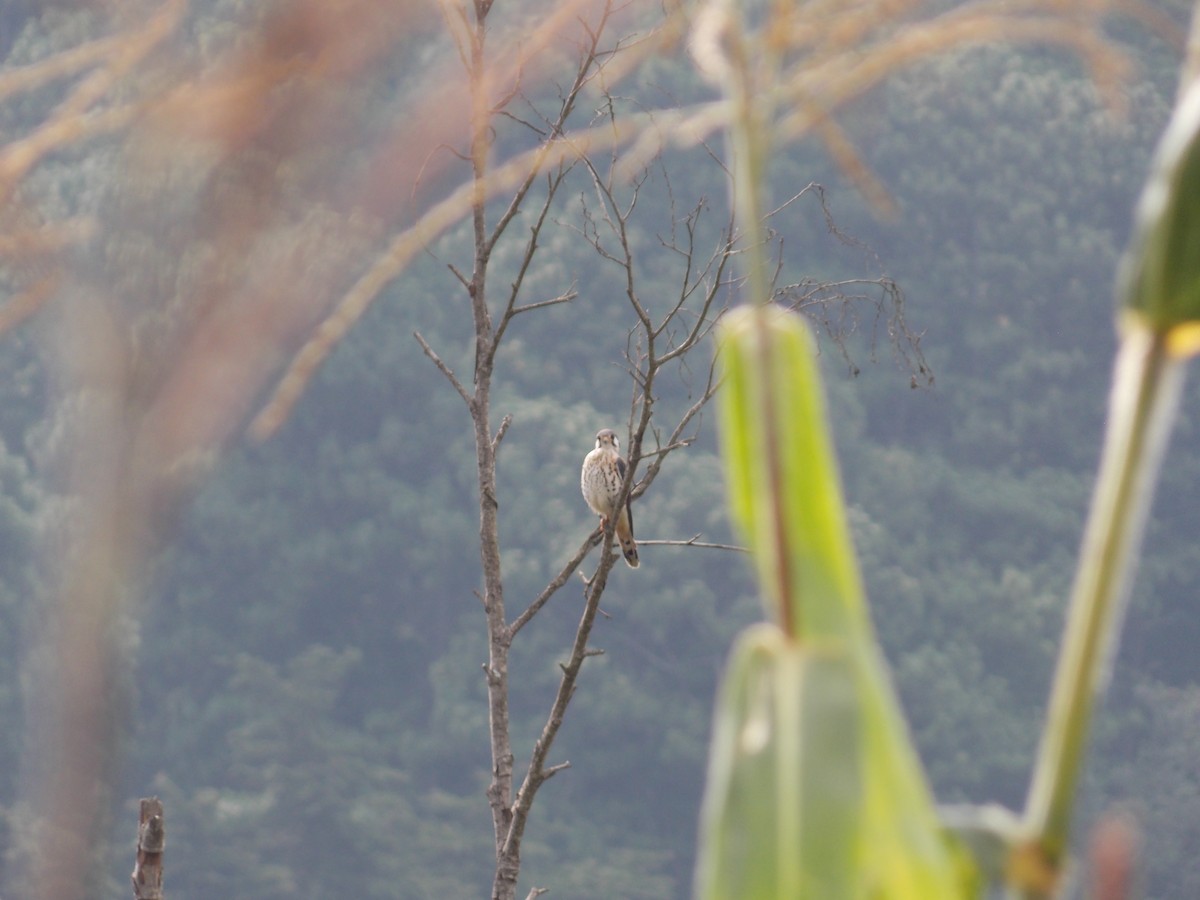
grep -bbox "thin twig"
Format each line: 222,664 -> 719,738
492,414 -> 513,454
634,366 -> 722,495
509,291 -> 577,317
639,536 -> 748,553
485,8 -> 608,257
413,331 -> 472,407
491,165 -> 574,353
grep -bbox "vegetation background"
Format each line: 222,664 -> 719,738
0,1 -> 1196,898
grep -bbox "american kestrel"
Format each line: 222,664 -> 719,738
581,428 -> 639,568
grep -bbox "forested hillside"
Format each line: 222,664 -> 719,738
0,2 -> 1197,898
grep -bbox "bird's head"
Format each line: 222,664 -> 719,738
595,429 -> 619,451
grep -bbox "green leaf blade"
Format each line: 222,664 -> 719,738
704,306 -> 979,898
694,626 -> 977,899
1120,81 -> 1200,334
716,305 -> 866,638
694,625 -> 860,900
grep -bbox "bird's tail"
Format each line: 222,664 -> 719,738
619,535 -> 639,568
616,512 -> 639,569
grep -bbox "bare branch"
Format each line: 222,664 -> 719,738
499,532 -> 622,888
490,70 -> 525,117
486,150 -> 569,261
639,536 -> 748,553
638,438 -> 695,460
763,182 -> 826,219
434,0 -> 474,72
581,156 -> 654,332
492,415 -> 513,454
496,109 -> 548,137
484,3 -> 612,256
509,532 -> 600,638
511,290 -> 577,317
481,662 -> 501,686
652,241 -> 735,364
775,272 -> 932,385
447,263 -> 471,289
413,331 -> 473,407
251,90 -> 722,444
491,167 -> 574,353
631,360 -> 722,498
481,13 -> 616,374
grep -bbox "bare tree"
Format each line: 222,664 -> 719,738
410,4 -> 736,895
409,1 -> 944,894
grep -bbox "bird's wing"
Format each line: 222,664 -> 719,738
617,455 -> 634,535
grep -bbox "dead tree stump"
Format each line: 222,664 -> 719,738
131,797 -> 164,900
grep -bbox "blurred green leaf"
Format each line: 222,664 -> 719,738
716,305 -> 866,638
695,625 -> 859,899
700,307 -> 977,898
851,638 -> 977,899
694,629 -> 977,899
1120,80 -> 1200,337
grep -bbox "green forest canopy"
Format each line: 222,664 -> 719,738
0,3 -> 1197,898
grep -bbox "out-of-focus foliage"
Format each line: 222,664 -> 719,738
1120,76 -> 1200,333
699,306 -> 971,899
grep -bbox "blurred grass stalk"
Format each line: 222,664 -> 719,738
1020,10 -> 1200,894
1018,325 -> 1184,897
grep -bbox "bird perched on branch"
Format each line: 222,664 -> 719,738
581,428 -> 639,568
